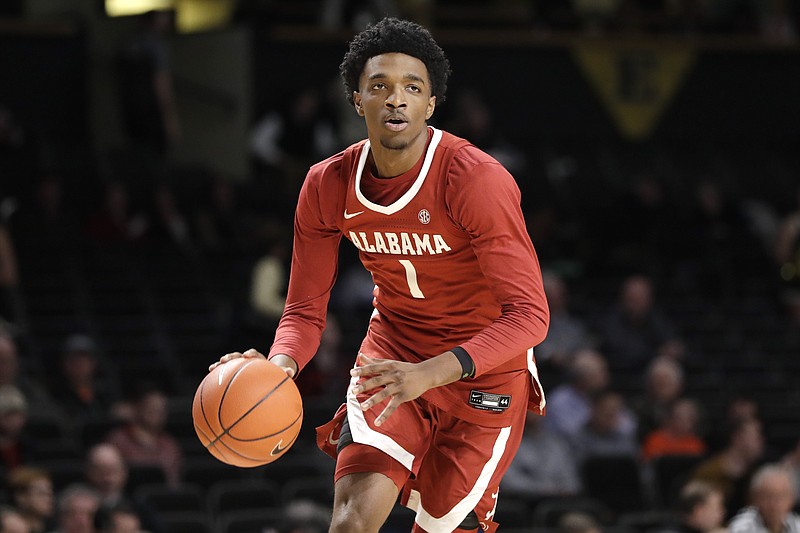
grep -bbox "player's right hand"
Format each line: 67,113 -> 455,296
208,349 -> 297,379
209,348 -> 265,372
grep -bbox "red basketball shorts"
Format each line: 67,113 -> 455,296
316,364 -> 526,533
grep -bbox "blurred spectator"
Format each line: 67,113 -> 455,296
93,500 -> 149,533
444,88 -> 529,177
631,357 -> 686,441
271,499 -> 330,533
47,484 -> 101,533
706,394 -> 760,454
248,237 -> 288,327
691,417 -> 766,519
0,385 -> 36,471
0,328 -> 54,418
116,10 -> 180,158
193,176 -> 251,252
654,479 -> 727,533
600,274 -> 685,370
0,221 -> 19,326
545,349 -> 635,439
0,505 -> 30,533
84,182 -> 148,243
534,271 -> 593,375
83,444 -> 163,533
572,389 -> 640,463
557,511 -> 603,533
48,335 -> 123,433
7,467 -> 55,533
250,88 -> 338,214
728,464 -> 800,533
501,411 -> 582,502
641,398 -> 707,462
104,382 -> 182,487
144,183 -> 191,250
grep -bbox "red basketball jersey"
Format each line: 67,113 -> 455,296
270,127 -> 549,426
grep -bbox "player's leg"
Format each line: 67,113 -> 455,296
319,387 -> 430,532
329,470 -> 399,533
317,352 -> 434,532
403,407 -> 526,533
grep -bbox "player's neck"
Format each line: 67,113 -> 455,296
368,128 -> 429,179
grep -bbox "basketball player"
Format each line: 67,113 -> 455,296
212,17 -> 549,532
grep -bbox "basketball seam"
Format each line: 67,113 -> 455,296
225,410 -> 303,442
211,418 -> 302,463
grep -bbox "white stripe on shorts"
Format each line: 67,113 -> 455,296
411,426 -> 512,532
345,362 -> 415,471
528,347 -> 546,411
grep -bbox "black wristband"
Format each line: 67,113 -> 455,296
451,346 -> 475,380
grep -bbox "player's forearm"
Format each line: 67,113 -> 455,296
418,351 -> 464,390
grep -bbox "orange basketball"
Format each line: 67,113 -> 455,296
192,357 -> 303,467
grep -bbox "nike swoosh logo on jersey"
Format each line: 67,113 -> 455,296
327,432 -> 340,446
270,440 -> 289,456
344,210 -> 365,219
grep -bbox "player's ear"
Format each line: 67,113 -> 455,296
353,92 -> 364,116
425,96 -> 436,120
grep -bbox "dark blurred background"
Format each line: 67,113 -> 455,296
0,1 -> 799,532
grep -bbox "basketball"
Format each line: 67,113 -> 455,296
192,357 -> 303,467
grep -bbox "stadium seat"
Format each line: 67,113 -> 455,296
281,475 -> 335,506
207,478 -> 281,517
581,455 -> 647,515
651,454 -> 705,509
135,482 -> 206,515
217,509 -> 284,533
158,510 -> 213,533
531,495 -> 615,528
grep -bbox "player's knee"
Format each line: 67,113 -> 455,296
329,503 -> 376,533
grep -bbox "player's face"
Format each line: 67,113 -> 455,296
353,53 -> 436,151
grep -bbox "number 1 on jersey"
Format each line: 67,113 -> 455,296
398,260 -> 425,299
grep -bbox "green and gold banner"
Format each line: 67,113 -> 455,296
573,43 -> 695,140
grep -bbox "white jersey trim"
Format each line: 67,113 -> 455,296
345,358 -> 415,471
409,426 -> 512,532
528,347 -> 546,411
354,127 -> 443,215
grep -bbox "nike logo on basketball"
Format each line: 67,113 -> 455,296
270,440 -> 289,456
344,210 -> 365,219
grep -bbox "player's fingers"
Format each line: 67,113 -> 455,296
209,351 -> 243,371
351,376 -> 387,395
242,348 -> 266,359
352,354 -> 393,378
374,399 -> 400,427
358,387 -> 391,412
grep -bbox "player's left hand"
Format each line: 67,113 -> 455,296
350,354 -> 429,426
350,352 -> 461,426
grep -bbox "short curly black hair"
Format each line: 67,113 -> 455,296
340,17 -> 451,106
